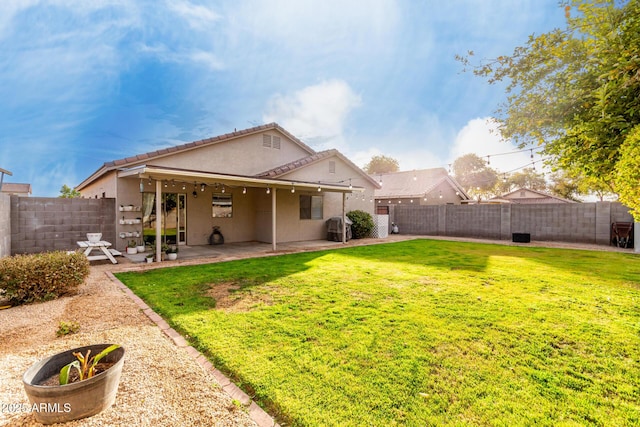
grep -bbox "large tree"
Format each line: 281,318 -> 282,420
497,168 -> 548,194
363,155 -> 399,174
458,0 -> 640,209
615,126 -> 640,219
452,153 -> 498,201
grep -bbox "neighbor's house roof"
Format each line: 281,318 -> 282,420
257,149 -> 380,189
489,188 -> 576,204
77,123 -> 316,191
1,183 -> 32,196
373,168 -> 470,200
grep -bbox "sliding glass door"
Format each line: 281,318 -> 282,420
142,193 -> 186,245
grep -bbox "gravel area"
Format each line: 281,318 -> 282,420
0,263 -> 258,427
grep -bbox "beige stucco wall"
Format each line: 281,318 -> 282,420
129,130 -> 312,176
271,155 -> 377,216
79,171 -> 117,199
79,130 -> 378,248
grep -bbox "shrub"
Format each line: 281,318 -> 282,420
347,210 -> 374,239
0,251 -> 90,305
56,320 -> 81,337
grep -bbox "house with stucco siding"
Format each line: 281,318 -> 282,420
76,123 -> 379,255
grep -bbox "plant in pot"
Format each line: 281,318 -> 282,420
22,344 -> 125,425
165,245 -> 178,261
145,253 -> 154,263
136,240 -> 145,253
126,240 -> 137,254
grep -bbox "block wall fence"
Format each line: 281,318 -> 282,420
0,198 -> 635,258
389,201 -> 633,245
8,196 -> 116,255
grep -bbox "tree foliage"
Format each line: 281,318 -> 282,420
458,0 -> 640,197
497,168 -> 548,194
452,153 -> 498,201
59,184 -> 81,198
363,155 -> 399,174
615,125 -> 640,220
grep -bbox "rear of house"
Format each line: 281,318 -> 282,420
76,123 -> 379,251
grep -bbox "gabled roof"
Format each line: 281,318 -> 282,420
77,123 -> 315,190
257,149 -> 381,189
491,187 -> 576,204
373,168 -> 470,199
1,183 -> 32,195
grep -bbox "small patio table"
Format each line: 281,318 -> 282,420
77,240 -> 119,264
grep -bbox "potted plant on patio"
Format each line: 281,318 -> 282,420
145,253 -> 154,263
22,344 -> 125,425
136,240 -> 146,253
126,240 -> 137,254
165,245 -> 178,261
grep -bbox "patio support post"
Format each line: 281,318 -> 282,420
155,180 -> 162,262
272,188 -> 277,251
342,192 -> 346,244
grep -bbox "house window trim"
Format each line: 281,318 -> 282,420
300,194 -> 323,220
212,193 -> 233,218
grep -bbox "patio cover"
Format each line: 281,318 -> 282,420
118,165 -> 364,259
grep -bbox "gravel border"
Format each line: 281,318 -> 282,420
0,265 -> 263,427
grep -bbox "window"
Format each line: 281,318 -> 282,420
300,195 -> 323,219
212,194 -> 233,218
272,136 -> 281,149
329,161 -> 336,173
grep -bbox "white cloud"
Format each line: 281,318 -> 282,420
167,0 -> 221,30
263,79 -> 362,148
228,0 -> 399,54
449,118 -> 537,174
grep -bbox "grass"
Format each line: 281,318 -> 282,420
115,239 -> 640,426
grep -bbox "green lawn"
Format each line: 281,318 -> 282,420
116,239 -> 640,426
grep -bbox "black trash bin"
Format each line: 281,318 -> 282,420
326,217 -> 352,242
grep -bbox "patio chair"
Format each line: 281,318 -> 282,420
611,222 -> 633,248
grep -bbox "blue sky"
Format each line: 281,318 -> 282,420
0,0 -> 567,197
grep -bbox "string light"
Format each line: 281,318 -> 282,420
266,187 -> 270,194
200,183 -> 205,192
291,183 -> 295,193
242,187 -> 247,194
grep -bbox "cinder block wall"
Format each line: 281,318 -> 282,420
445,204 -> 502,239
10,197 -> 116,254
391,202 -> 633,246
0,193 -> 10,258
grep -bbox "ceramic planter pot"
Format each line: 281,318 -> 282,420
166,253 -> 177,261
126,247 -> 137,254
22,344 -> 125,425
